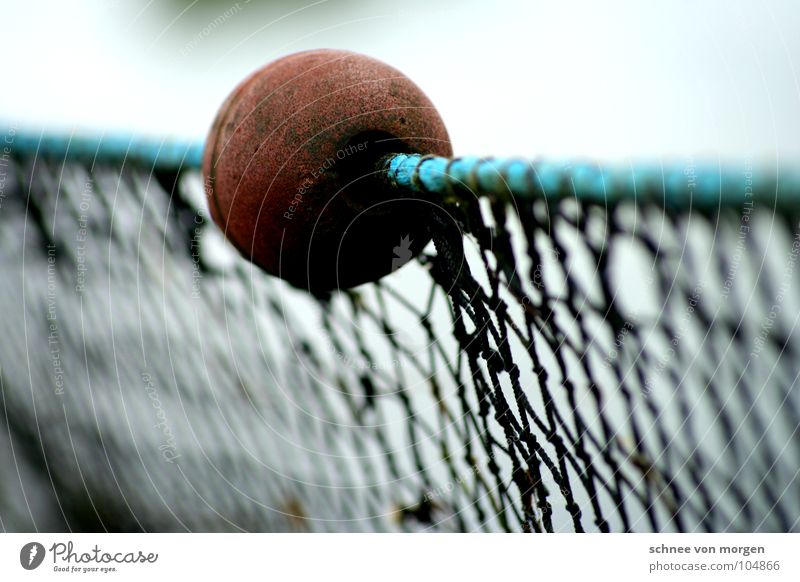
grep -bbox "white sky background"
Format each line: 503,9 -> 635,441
2,0 -> 800,164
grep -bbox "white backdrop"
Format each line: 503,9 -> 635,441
2,0 -> 800,162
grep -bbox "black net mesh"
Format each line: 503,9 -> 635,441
1,156 -> 798,532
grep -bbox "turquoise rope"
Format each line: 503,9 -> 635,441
6,128 -> 799,210
383,153 -> 800,210
5,130 -> 203,170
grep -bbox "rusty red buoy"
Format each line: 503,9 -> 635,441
202,49 -> 452,292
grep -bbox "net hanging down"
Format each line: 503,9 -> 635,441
1,48 -> 799,533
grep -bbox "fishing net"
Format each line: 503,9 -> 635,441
1,152 -> 798,532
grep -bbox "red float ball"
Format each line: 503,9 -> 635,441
203,49 -> 452,292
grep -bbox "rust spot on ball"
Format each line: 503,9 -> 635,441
203,49 -> 452,292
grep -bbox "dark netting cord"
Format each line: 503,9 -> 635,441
386,153 -> 800,532
1,135 -> 799,532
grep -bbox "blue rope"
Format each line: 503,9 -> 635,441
5,130 -> 203,170
7,128 -> 799,210
383,153 -> 800,210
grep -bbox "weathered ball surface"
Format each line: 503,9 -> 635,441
203,49 -> 452,292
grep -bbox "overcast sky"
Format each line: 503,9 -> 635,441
3,0 -> 799,164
